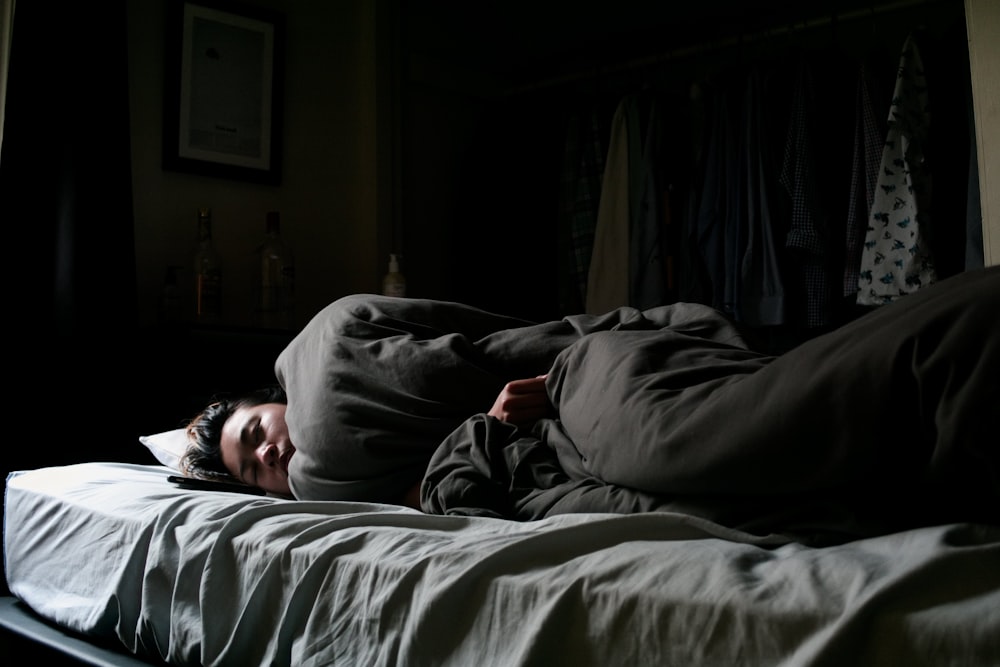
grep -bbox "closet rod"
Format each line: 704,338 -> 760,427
504,0 -> 953,96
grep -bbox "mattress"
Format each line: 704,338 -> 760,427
5,462 -> 1000,666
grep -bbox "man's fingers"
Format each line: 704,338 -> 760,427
505,376 -> 548,394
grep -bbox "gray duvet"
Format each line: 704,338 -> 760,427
277,266 -> 1000,546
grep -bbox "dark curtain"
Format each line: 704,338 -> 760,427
0,0 -> 139,479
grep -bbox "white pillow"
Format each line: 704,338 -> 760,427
139,428 -> 190,471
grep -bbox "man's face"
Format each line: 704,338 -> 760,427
219,402 -> 295,496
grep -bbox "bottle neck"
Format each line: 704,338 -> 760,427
198,219 -> 213,242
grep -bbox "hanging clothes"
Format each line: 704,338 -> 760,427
779,58 -> 837,329
630,97 -> 668,310
738,66 -> 786,327
693,82 -> 739,318
586,97 -> 631,314
843,61 -> 888,299
557,107 -> 606,315
675,81 -> 715,307
857,34 -> 937,305
586,93 -> 666,314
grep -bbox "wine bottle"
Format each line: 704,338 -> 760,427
193,208 -> 223,322
253,211 -> 295,329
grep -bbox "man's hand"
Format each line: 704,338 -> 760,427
487,375 -> 553,428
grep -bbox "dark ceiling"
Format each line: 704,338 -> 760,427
400,0 -> 954,91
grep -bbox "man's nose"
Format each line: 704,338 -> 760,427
256,442 -> 277,465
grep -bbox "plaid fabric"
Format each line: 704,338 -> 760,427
843,63 -> 887,297
780,60 -> 835,328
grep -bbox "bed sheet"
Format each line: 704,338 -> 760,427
4,463 -> 999,666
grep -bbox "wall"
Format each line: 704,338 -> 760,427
127,0 -> 387,331
966,0 -> 1000,266
126,0 -> 998,336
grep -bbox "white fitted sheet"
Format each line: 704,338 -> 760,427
5,462 -> 1000,666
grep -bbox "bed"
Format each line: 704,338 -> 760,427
4,461 -> 999,666
4,267 -> 1000,665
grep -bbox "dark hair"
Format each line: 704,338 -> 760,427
181,385 -> 288,483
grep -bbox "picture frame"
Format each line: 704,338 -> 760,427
163,0 -> 284,185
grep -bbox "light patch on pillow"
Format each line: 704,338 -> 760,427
139,429 -> 190,471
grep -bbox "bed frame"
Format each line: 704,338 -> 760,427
0,596 -> 155,666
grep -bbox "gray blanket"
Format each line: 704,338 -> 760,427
277,267 -> 1000,545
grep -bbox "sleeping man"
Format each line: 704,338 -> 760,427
182,265 -> 999,545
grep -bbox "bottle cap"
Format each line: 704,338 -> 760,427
389,253 -> 400,272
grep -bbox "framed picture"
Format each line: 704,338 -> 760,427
163,0 -> 283,185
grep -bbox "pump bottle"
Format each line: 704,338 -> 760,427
382,253 -> 406,297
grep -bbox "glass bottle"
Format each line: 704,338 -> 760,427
158,265 -> 182,324
193,208 -> 223,322
382,253 -> 406,297
253,211 -> 295,329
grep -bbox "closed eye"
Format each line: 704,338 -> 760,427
250,420 -> 264,484
239,418 -> 264,486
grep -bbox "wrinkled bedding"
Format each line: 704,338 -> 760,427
5,463 -> 1000,666
279,267 -> 999,545
3,268 -> 999,665
277,292 -> 749,504
425,266 -> 1000,543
